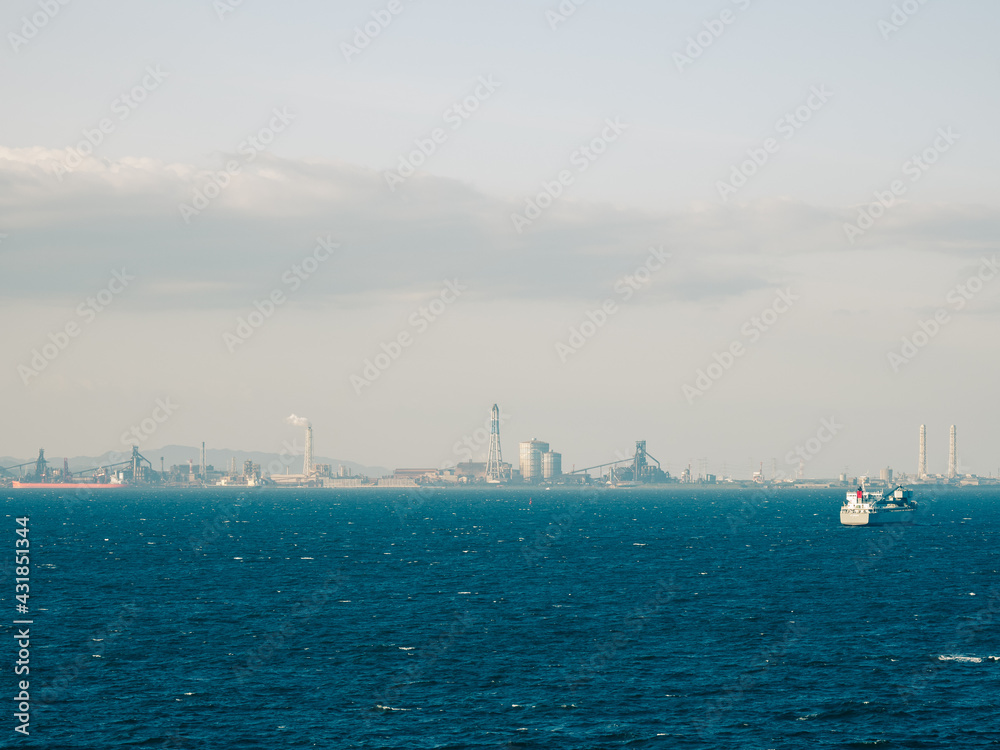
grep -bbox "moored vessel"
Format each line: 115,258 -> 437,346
841,485 -> 916,526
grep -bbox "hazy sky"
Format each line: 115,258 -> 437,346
2,0 -> 998,478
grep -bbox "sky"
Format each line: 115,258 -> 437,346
2,0 -> 998,479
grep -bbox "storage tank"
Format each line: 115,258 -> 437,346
542,451 -> 562,480
519,439 -> 548,481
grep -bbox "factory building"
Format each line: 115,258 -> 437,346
394,468 -> 439,480
378,476 -> 419,487
320,464 -> 369,487
456,462 -> 487,481
321,476 -> 365,488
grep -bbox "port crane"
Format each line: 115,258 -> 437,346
0,461 -> 38,479
1,447 -> 154,483
0,448 -> 51,480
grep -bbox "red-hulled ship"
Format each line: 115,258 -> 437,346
5,448 -> 136,489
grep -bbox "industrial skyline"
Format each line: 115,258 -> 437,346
2,410 -> 994,488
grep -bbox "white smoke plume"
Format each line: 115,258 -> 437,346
286,414 -> 310,428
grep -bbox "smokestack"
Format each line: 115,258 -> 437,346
918,424 -> 927,478
304,424 -> 313,476
201,441 -> 206,478
286,414 -> 313,476
948,425 -> 957,478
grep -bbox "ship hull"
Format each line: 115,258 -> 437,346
11,482 -> 125,489
840,507 -> 915,526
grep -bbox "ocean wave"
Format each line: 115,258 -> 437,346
938,654 -> 984,663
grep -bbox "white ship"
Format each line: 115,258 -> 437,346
841,485 -> 917,526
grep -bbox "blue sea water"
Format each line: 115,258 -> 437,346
3,487 -> 999,749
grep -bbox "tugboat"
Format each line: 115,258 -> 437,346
841,484 -> 916,526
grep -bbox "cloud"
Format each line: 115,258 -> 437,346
1,146 -> 996,310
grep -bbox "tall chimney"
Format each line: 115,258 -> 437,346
201,441 -> 206,478
948,425 -> 957,478
918,424 -> 927,478
304,424 -> 313,476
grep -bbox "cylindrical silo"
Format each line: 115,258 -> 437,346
519,439 -> 548,481
542,451 -> 562,480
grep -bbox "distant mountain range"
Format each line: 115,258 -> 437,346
0,445 -> 389,479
